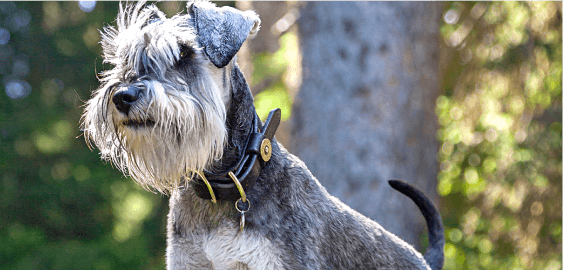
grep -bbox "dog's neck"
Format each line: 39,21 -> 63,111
207,62 -> 258,174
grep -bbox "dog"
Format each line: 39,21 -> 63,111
81,1 -> 445,269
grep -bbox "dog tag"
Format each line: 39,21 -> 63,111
239,211 -> 245,232
235,198 -> 250,232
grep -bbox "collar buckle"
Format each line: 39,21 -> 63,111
190,108 -> 281,202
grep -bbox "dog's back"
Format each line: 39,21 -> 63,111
247,147 -> 444,270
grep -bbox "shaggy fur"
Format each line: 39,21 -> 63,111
81,1 -> 445,269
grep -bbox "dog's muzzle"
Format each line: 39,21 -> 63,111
112,85 -> 155,127
113,85 -> 142,115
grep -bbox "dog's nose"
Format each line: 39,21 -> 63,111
112,86 -> 140,114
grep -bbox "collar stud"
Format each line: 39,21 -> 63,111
260,138 -> 272,162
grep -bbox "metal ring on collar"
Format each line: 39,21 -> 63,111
235,198 -> 251,213
228,171 -> 247,203
192,170 -> 217,204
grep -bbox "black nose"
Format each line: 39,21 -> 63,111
112,86 -> 141,114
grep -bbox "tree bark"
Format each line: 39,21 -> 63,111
293,2 -> 442,249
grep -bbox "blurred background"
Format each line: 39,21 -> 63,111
0,1 -> 560,269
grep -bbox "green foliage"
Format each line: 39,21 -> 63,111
0,2 -> 166,269
252,32 -> 298,122
439,2 -> 561,269
2,1 -> 560,269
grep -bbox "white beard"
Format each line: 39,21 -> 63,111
82,65 -> 228,194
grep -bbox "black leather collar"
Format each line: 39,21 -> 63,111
190,108 -> 281,202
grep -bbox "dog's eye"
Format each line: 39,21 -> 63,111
179,47 -> 193,60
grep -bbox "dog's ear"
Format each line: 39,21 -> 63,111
188,1 -> 260,68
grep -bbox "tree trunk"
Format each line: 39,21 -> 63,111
292,2 -> 442,249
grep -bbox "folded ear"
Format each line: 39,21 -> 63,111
188,1 -> 260,68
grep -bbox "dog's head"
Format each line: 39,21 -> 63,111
81,1 -> 260,194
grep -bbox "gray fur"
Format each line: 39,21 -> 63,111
188,1 -> 260,68
82,1 -> 444,269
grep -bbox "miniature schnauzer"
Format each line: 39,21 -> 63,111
81,1 -> 445,269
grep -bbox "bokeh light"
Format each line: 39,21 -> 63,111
0,28 -> 10,45
78,1 -> 96,13
5,79 -> 31,99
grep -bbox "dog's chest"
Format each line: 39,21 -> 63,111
200,226 -> 284,270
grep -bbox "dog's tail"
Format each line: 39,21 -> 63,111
388,180 -> 445,270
